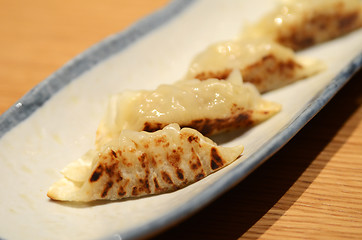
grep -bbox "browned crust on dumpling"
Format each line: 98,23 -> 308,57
276,4 -> 362,50
192,54 -> 303,93
142,105 -> 257,136
241,54 -> 303,93
86,131 -> 234,200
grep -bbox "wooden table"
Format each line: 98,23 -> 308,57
1,1 -> 361,239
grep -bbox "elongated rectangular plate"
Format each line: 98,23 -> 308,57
0,0 -> 361,239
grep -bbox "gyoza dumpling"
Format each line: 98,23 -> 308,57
245,0 -> 362,50
184,37 -> 324,93
47,124 -> 244,202
95,70 -> 281,147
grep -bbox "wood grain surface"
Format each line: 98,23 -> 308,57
1,1 -> 361,239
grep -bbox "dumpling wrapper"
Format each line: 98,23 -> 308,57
47,124 -> 244,202
95,70 -> 281,148
244,0 -> 362,50
183,37 -> 325,93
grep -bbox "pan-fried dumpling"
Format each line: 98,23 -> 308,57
47,124 -> 244,202
183,38 -> 324,93
95,70 -> 281,147
245,0 -> 362,50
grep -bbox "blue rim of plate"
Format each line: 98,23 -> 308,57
0,0 -> 361,239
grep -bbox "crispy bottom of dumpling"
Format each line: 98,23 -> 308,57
95,70 -> 281,147
185,38 -> 324,93
47,124 -> 243,202
192,54 -> 323,93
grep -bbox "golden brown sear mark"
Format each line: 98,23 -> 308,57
118,186 -> 126,197
187,135 -> 199,143
105,161 -> 118,178
153,177 -> 160,190
90,164 -> 103,182
189,148 -> 202,171
136,177 -> 151,194
101,180 -> 114,198
161,171 -> 173,185
167,150 -> 181,167
242,55 -> 302,87
111,150 -> 117,158
276,9 -> 362,50
338,11 -> 359,30
195,172 -> 205,181
138,153 -> 147,168
143,179 -> 151,193
191,54 -> 303,93
144,122 -> 163,132
132,186 -> 138,196
176,168 -> 184,180
210,147 -> 224,170
142,109 -> 255,136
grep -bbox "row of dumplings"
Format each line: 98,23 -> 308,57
47,0 -> 362,202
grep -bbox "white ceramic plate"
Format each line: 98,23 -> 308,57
0,0 -> 361,239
